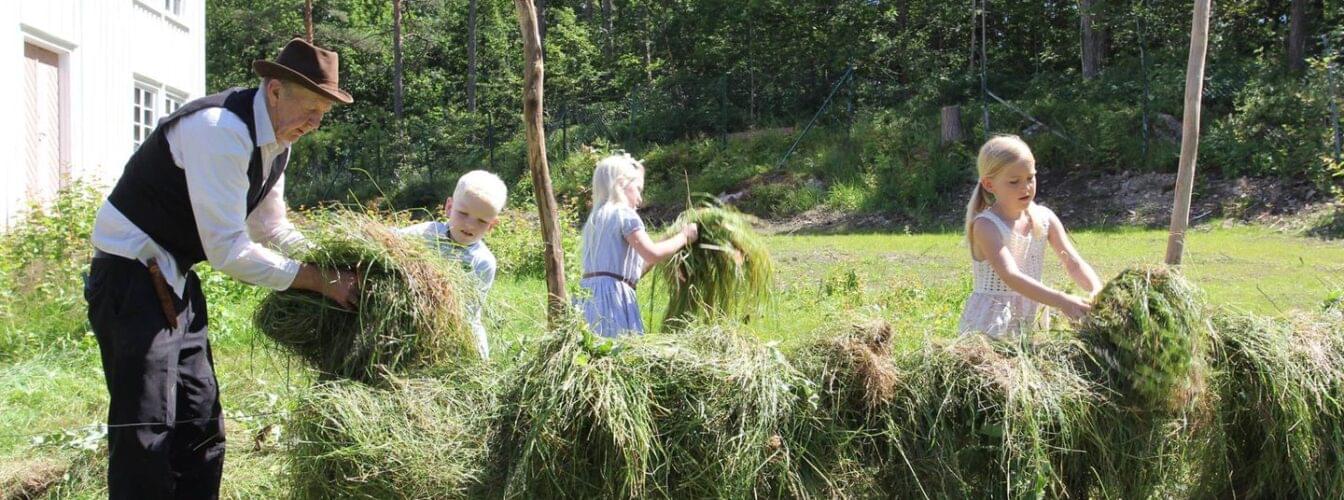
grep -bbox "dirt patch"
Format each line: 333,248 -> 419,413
753,170 -> 1337,234
1038,170 -> 1331,228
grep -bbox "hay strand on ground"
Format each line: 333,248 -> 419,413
0,456 -> 67,500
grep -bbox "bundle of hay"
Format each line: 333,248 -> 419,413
288,377 -> 492,499
1208,311 -> 1344,498
888,335 -> 1100,498
489,320 -> 811,498
1077,266 -> 1206,410
788,321 -> 905,496
253,210 -> 476,382
656,201 -> 774,329
489,322 -> 658,498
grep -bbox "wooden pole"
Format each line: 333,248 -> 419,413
515,0 -> 569,325
1165,0 -> 1212,266
304,0 -> 314,42
393,0 -> 404,120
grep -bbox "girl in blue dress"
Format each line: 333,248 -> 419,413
580,152 -> 698,337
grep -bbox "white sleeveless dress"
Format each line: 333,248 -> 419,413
957,206 -> 1053,338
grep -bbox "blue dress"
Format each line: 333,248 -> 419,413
579,204 -> 647,337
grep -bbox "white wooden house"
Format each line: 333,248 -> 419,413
0,0 -> 205,227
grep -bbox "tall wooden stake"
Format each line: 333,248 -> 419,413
304,0 -> 314,42
393,0 -> 404,120
515,0 -> 569,326
1165,0 -> 1212,266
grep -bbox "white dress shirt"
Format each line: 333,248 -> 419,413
91,88 -> 307,298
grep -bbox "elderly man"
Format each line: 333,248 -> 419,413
84,38 -> 358,499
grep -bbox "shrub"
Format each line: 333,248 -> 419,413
0,182 -> 101,360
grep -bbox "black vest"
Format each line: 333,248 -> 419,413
107,87 -> 288,267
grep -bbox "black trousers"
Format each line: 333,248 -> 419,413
84,253 -> 224,499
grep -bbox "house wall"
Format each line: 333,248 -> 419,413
1,0 -> 205,226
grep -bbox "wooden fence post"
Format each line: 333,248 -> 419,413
1165,0 -> 1212,266
515,0 -> 569,325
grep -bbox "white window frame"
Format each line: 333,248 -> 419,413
132,83 -> 158,151
164,90 -> 186,117
133,0 -> 189,31
132,77 -> 190,151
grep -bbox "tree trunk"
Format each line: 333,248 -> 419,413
747,5 -> 756,125
941,106 -> 964,145
643,4 -> 652,84
602,0 -> 614,56
969,0 -> 978,72
467,0 -> 479,113
537,0 -> 547,50
304,0 -> 314,42
513,0 -> 569,325
1166,0 -> 1212,266
1080,0 -> 1104,80
393,0 -> 404,120
1288,0 -> 1308,73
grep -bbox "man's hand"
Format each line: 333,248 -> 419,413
292,264 -> 361,309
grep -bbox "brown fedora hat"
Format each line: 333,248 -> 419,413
253,38 -> 354,104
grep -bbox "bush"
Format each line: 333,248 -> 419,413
0,182 -> 101,360
1204,63 -> 1338,185
736,182 -> 824,219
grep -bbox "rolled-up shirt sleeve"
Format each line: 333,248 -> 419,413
246,167 -> 312,256
170,109 -> 302,290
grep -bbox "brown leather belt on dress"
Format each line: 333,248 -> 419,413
583,271 -> 638,290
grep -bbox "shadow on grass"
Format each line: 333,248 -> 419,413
1305,206 -> 1344,241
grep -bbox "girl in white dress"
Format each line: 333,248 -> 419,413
957,135 -> 1102,338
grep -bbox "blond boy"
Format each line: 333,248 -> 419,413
399,170 -> 507,359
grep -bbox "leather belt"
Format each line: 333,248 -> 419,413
583,271 -> 637,290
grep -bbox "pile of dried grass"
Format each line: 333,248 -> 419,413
253,210 -> 477,383
489,319 -> 812,497
1208,311 -> 1344,497
656,201 -> 774,329
1077,266 -> 1206,410
288,376 -> 493,499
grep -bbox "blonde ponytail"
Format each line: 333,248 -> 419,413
964,182 -> 992,248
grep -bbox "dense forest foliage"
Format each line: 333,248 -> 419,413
207,0 -> 1344,218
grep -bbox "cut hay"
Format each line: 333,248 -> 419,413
489,319 -> 811,498
0,456 -> 67,500
253,210 -> 477,382
1077,266 -> 1206,410
889,334 -> 1100,498
656,201 -> 774,329
1208,311 -> 1344,498
800,320 -> 900,416
288,377 -> 492,499
788,320 -> 905,496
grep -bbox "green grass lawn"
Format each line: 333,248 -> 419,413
1,223 -> 1340,497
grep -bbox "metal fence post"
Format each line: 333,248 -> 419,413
1325,34 -> 1342,164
